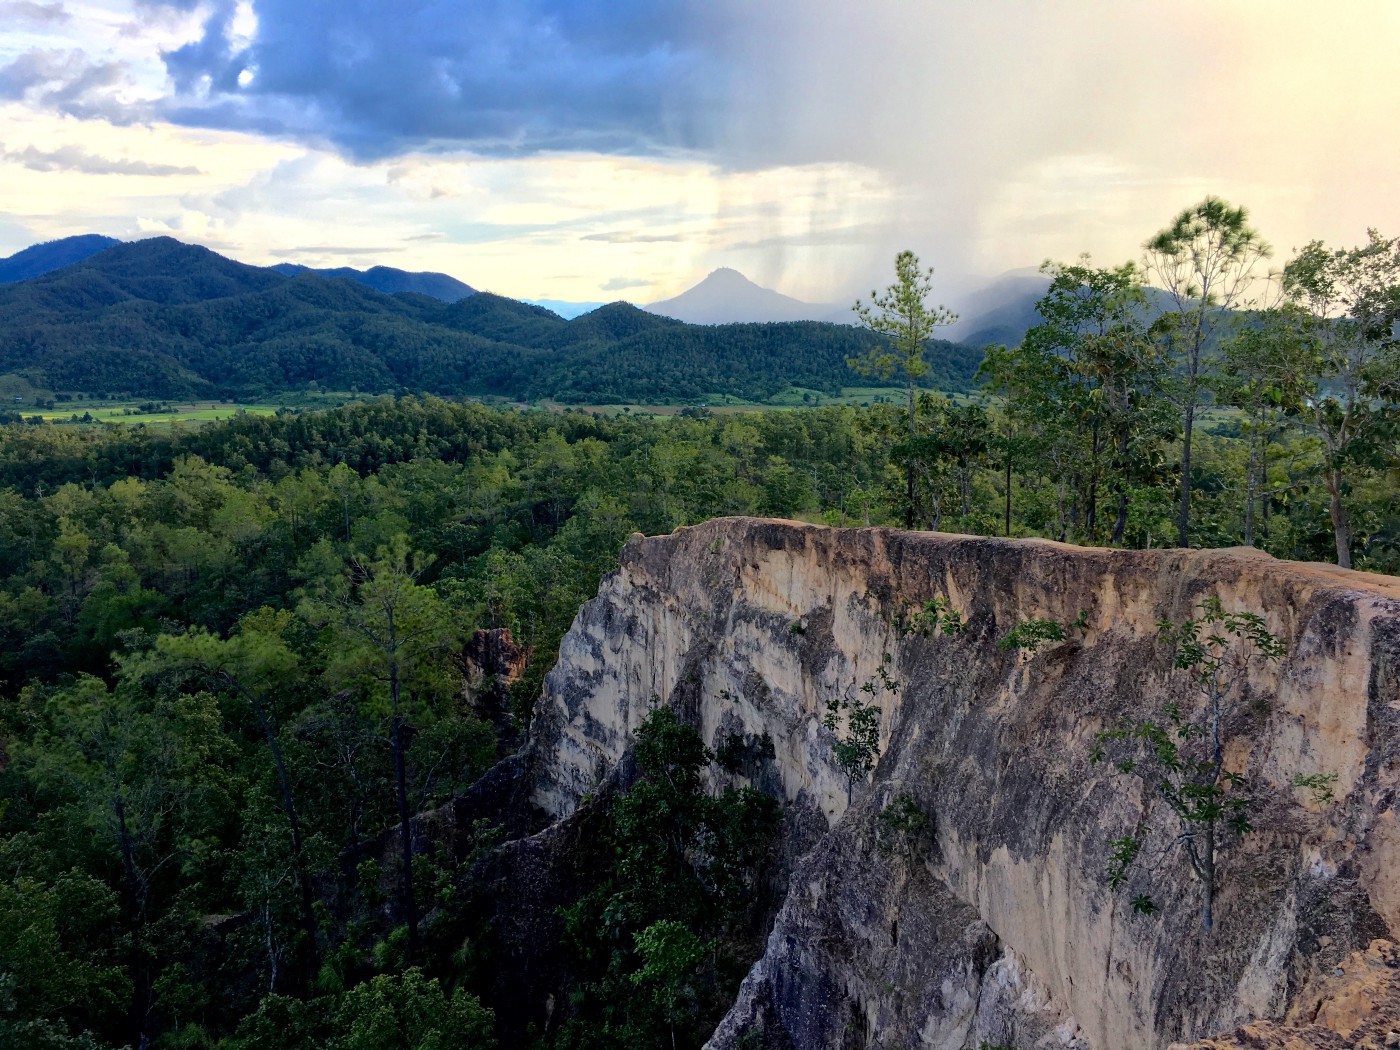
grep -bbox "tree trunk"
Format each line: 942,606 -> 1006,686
1087,424 -> 1101,541
1325,466 -> 1353,569
1243,433 -> 1259,547
1178,399 -> 1195,548
113,791 -> 151,1048
905,464 -> 916,530
1003,444 -> 1013,537
1201,823 -> 1215,932
247,696 -> 320,978
389,655 -> 419,964
1111,427 -> 1130,546
905,378 -> 917,529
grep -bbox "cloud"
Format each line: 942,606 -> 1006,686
1,142 -> 203,175
602,276 -> 652,291
0,1 -> 69,24
0,49 -> 133,121
156,0 -> 726,160
266,244 -> 402,257
723,223 -> 886,252
582,230 -> 685,244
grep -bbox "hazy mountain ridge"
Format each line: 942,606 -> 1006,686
270,262 -> 476,302
3,235 -> 1055,349
0,234 -> 122,284
646,267 -> 845,324
0,237 -> 983,402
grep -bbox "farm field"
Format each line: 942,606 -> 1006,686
28,400 -> 281,426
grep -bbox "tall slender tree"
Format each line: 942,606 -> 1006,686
1144,198 -> 1271,547
305,537 -> 460,965
849,251 -> 958,528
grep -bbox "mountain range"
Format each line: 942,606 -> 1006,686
0,235 -> 1059,349
268,263 -> 476,302
0,236 -> 983,403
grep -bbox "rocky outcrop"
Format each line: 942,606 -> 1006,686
526,517 -> 1400,1050
1169,939 -> 1400,1050
461,627 -> 528,756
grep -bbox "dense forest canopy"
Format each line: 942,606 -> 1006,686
1,200 -> 1398,1048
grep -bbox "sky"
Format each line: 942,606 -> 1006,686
1,0 -> 1398,305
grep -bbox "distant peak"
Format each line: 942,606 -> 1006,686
702,267 -> 756,284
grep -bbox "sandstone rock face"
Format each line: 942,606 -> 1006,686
1169,939 -> 1400,1050
527,518 -> 1400,1050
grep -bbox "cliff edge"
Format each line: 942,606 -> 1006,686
526,517 -> 1400,1049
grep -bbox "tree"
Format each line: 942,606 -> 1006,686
1092,597 -> 1285,931
823,655 -> 897,799
556,706 -> 777,1049
331,969 -> 495,1050
122,608 -> 322,983
22,675 -> 236,1045
849,251 -> 958,528
1214,310 -> 1312,547
305,537 -> 460,965
1280,230 -> 1400,568
1144,198 -> 1271,547
980,259 -> 1172,545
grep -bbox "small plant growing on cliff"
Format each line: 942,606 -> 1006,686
900,595 -> 967,638
1092,596 -> 1285,931
1291,771 -> 1340,805
997,610 -> 1089,653
876,791 -> 932,859
997,617 -> 1065,653
824,655 -> 898,797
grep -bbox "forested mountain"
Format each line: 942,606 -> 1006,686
270,262 -> 476,302
0,233 -> 121,283
0,238 -> 983,401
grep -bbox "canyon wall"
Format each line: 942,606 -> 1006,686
526,517 -> 1400,1049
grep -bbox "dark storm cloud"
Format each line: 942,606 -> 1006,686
157,0 -> 724,160
0,142 -> 203,175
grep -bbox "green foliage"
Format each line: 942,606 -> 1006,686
1092,597 -> 1285,930
876,792 -> 932,859
553,706 -> 779,1050
849,251 -> 958,396
1291,771 -> 1340,805
899,595 -> 966,637
980,256 -> 1174,546
1144,197 -> 1272,547
997,617 -> 1065,653
331,969 -> 495,1050
851,252 -> 961,528
823,655 -> 897,792
0,211 -> 1396,1045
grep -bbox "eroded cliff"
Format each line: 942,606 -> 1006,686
525,517 -> 1400,1049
